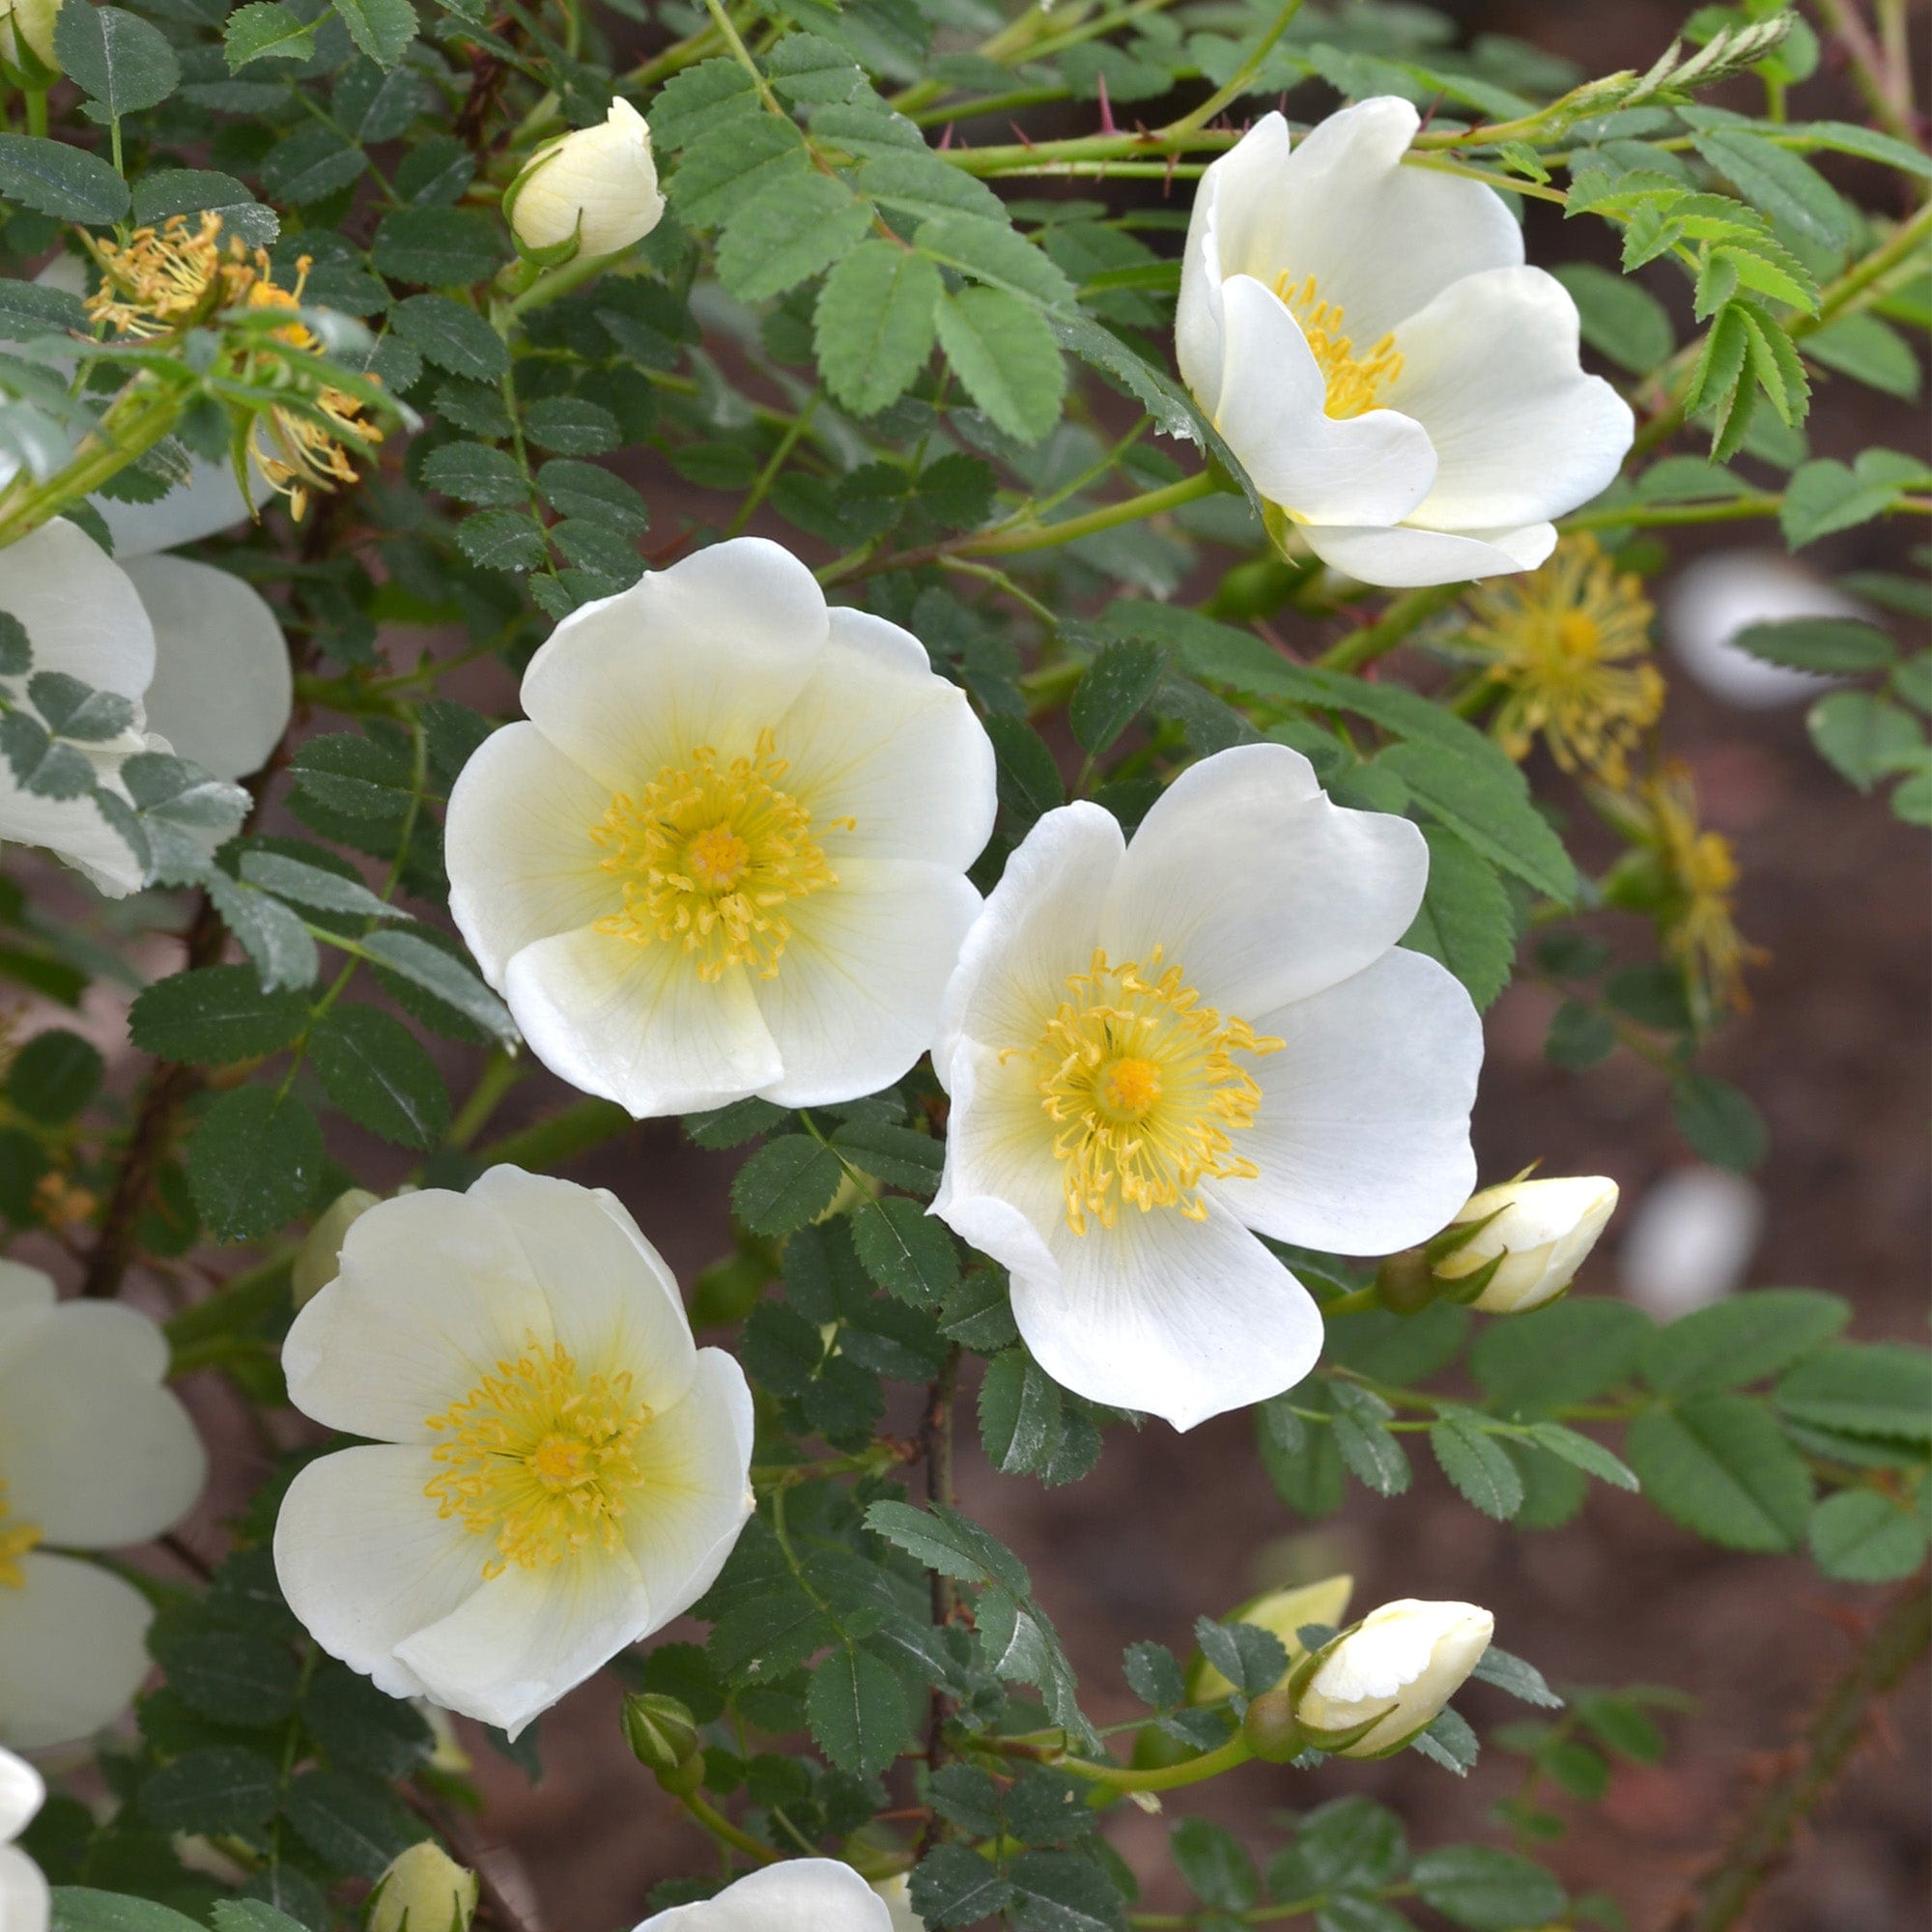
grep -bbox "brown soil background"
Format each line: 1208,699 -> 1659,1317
31,2 -> 1926,1928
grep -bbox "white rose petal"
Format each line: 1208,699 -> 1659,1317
1179,99 -> 1633,587
933,744 -> 1483,1430
273,1169 -> 756,1736
1619,1165 -> 1764,1318
0,1745 -> 48,1932
444,536 -> 997,1119
1438,1174 -> 1620,1314
512,99 -> 667,260
1295,1598 -> 1493,1756
1663,549 -> 1869,708
634,1860 -> 896,1930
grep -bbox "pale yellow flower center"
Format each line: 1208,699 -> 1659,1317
1271,270 -> 1405,418
591,727 -> 848,980
424,1340 -> 653,1578
1029,948 -> 1283,1235
0,1479 -> 42,1590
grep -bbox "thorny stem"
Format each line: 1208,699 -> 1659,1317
1163,0 -> 1306,138
1813,0 -> 1919,145
918,1348 -> 963,1852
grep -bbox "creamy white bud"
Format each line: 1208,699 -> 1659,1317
1437,1176 -> 1619,1314
0,0 -> 61,72
510,99 -> 665,259
291,1187 -> 381,1309
872,1873 -> 925,1932
369,1841 -> 479,1932
1293,1599 -> 1493,1757
1188,1573 -> 1354,1704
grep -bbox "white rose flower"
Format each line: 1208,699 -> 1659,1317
511,99 -> 666,260
0,1259 -> 208,1748
1293,1598 -> 1493,1757
272,1167 -> 755,1737
636,1861 -> 895,1931
1436,1174 -> 1619,1313
1178,99 -> 1634,587
932,743 -> 1483,1431
0,1745 -> 48,1932
445,537 -> 997,1118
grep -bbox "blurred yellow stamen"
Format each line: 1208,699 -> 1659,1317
0,1480 -> 42,1590
591,728 -> 846,980
1029,948 -> 1282,1235
1272,270 -> 1404,418
424,1340 -> 652,1578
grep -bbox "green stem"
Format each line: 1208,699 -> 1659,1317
681,1790 -> 783,1865
476,1095 -> 633,1169
1164,0 -> 1305,137
0,382 -> 185,548
1313,582 -> 1461,672
1046,1730 -> 1254,1792
702,0 -> 788,117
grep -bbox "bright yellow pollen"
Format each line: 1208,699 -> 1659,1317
591,727 -> 847,980
1030,948 -> 1283,1235
0,1480 -> 42,1591
424,1340 -> 653,1579
1271,271 -> 1405,419
1464,534 -> 1664,787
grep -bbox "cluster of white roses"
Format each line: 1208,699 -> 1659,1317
0,97 -> 1634,1918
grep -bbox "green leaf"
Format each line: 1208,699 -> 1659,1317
422,442 -> 526,510
360,929 -> 518,1045
522,396 -> 620,455
1776,1344 -> 1932,1444
813,241 -> 941,415
1734,616 -> 1895,674
6,1028 -> 101,1124
1070,639 -> 1163,755
1430,1410 -> 1524,1520
221,2 -> 319,68
1378,740 -> 1577,903
310,1005 -> 450,1150
537,460 -> 650,535
1331,1383 -> 1410,1497
934,285 -> 1066,444
370,207 -> 502,287
1403,825 -> 1515,1010
237,852 -> 410,922
806,1644 -> 918,1776
136,1747 -> 280,1835
910,1846 -> 1016,1929
859,150 -> 1008,225
1780,453 -> 1923,547
852,1194 -> 959,1306
649,58 -> 759,149
165,1631 -> 301,1726
333,0 -> 416,70
1552,262 -> 1673,373
1807,690 -> 1923,791
731,1134 -> 843,1236
716,171 -> 872,302
187,1085 -> 326,1241
55,5 -> 180,116
671,112 -> 810,229
1411,1845 -> 1566,1931
132,169 -> 277,247
1625,1395 -> 1812,1551
1642,1289 -> 1848,1396
52,1898 -> 205,1932
1523,1422 -> 1640,1492
128,965 -> 309,1065
1471,1298 -> 1652,1412
390,295 -> 509,381
980,1349 -> 1065,1476
829,1118 -> 942,1194
282,1769 -> 416,1878
1172,1817 -> 1259,1911
1008,1849 -> 1127,1932
985,714 -> 1065,825
0,133 -> 129,224
917,212 -> 1077,310
1671,1071 -> 1767,1171
1687,124 -> 1852,251
1807,1490 -> 1929,1582
1804,311 -> 1921,399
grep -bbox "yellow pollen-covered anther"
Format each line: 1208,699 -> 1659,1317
1032,948 -> 1283,1235
1271,271 -> 1405,419
423,1340 -> 654,1578
0,1479 -> 43,1591
591,727 -> 841,980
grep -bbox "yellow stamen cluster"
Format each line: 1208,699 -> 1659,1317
84,212 -> 382,522
424,1340 -> 653,1579
591,728 -> 845,980
1272,270 -> 1405,419
1030,948 -> 1283,1235
1464,535 -> 1664,786
1641,762 -> 1762,1015
0,1479 -> 42,1590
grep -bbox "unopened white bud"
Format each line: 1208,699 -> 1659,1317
0,0 -> 61,74
509,99 -> 665,260
291,1187 -> 381,1309
1293,1599 -> 1492,1758
1188,1573 -> 1354,1703
369,1841 -> 479,1932
871,1873 -> 925,1932
1436,1176 -> 1619,1314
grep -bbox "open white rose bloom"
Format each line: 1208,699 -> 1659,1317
932,744 -> 1483,1430
1294,1598 -> 1493,1757
273,1167 -> 755,1736
0,1259 -> 207,1748
1178,99 -> 1634,587
445,537 -> 997,1117
0,1746 -> 48,1932
636,1861 -> 895,1931
1437,1174 -> 1619,1313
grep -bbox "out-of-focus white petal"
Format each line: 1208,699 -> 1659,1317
504,925 -> 783,1118
96,459 -> 271,559
1619,1165 -> 1763,1317
0,517 -> 154,700
273,1444 -> 488,1705
1302,518 -> 1557,587
634,1859 -> 896,1931
1100,743 -> 1429,1016
281,1186 -> 553,1443
0,1262 -> 53,1325
1214,275 -> 1435,527
1391,268 -> 1634,530
777,608 -> 997,870
1221,948 -> 1482,1255
752,860 -> 982,1108
445,722 -> 619,989
932,802 -> 1121,1088
518,538 -> 830,793
0,1742 -> 44,1838
121,554 -> 292,780
1663,550 -> 1865,708
0,1551 -> 154,1748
